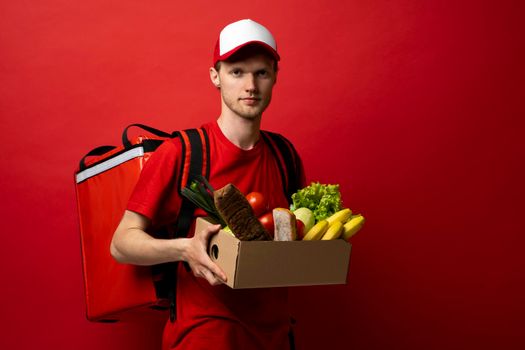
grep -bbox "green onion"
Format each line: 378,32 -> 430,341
181,177 -> 227,227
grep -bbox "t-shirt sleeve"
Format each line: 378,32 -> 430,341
127,138 -> 182,225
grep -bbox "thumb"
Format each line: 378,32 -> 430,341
201,224 -> 221,240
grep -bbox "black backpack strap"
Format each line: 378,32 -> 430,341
260,131 -> 302,204
167,127 -> 210,322
78,145 -> 117,171
122,123 -> 173,149
78,124 -> 172,180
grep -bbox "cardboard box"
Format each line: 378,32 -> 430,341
197,217 -> 352,289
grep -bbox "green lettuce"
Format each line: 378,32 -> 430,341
291,182 -> 343,222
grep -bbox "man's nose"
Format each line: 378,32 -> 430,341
244,74 -> 257,93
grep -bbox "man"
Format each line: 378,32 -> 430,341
111,19 -> 304,349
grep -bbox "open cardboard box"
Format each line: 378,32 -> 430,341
197,217 -> 352,289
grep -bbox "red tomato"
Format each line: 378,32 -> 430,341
296,220 -> 305,240
246,192 -> 268,217
258,212 -> 274,238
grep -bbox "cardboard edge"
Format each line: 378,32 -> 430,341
344,244 -> 352,284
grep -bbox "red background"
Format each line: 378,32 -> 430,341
1,1 -> 524,349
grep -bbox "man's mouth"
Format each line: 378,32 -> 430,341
240,97 -> 261,105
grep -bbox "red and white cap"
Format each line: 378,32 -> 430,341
213,19 -> 280,65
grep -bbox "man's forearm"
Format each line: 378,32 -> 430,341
110,210 -> 226,285
110,210 -> 189,266
111,227 -> 189,266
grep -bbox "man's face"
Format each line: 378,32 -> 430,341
210,54 -> 277,120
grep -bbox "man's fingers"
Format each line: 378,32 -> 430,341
190,256 -> 227,285
207,262 -> 227,283
197,267 -> 226,286
200,255 -> 227,283
201,269 -> 223,286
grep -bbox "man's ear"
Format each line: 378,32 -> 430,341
209,67 -> 221,89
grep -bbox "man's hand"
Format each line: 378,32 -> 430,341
183,224 -> 228,286
112,210 -> 227,286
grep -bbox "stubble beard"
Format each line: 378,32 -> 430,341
222,91 -> 272,121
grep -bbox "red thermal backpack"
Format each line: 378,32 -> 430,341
74,123 -> 302,322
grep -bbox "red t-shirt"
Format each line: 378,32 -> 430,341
127,121 -> 303,350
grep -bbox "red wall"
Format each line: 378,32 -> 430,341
1,1 -> 524,349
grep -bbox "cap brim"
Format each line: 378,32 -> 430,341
214,41 -> 280,65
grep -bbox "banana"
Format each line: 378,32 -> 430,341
321,221 -> 343,240
342,214 -> 365,240
302,220 -> 329,240
326,208 -> 352,226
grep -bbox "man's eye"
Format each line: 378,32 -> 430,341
257,70 -> 268,77
231,69 -> 242,76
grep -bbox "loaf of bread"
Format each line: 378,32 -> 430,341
214,183 -> 271,241
273,208 -> 297,241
